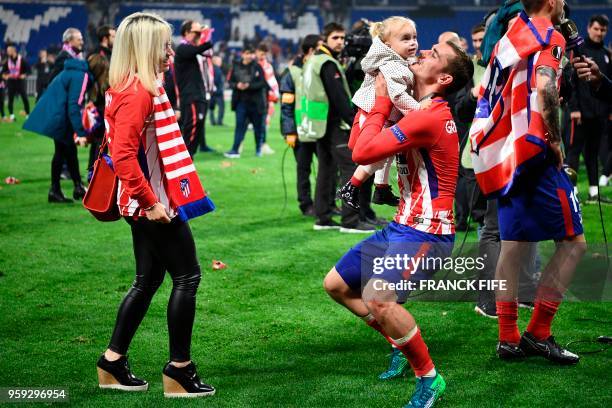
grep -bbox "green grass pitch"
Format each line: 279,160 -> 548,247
0,99 -> 610,407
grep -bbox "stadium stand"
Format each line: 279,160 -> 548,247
0,1 -> 87,63
114,4 -> 233,43
0,1 -> 609,70
228,8 -> 321,44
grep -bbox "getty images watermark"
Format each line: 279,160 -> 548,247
371,254 -> 507,292
359,241 -> 612,301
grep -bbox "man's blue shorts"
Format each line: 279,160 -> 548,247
335,222 -> 454,303
498,163 -> 583,242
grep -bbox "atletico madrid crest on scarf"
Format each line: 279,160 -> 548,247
180,178 -> 191,198
153,84 -> 215,221
469,11 -> 565,198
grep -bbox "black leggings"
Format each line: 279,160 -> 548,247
108,218 -> 201,362
51,140 -> 81,189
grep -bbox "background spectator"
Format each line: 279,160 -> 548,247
209,55 -> 226,126
224,46 -> 267,158
23,58 -> 91,203
566,14 -> 611,203
34,49 -> 53,101
2,44 -> 30,122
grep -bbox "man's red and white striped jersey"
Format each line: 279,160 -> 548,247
352,97 -> 459,234
105,80 -> 175,219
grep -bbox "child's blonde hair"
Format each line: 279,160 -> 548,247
109,12 -> 172,95
369,16 -> 416,42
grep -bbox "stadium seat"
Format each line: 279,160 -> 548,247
0,2 -> 85,63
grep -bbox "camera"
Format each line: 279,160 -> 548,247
343,19 -> 372,59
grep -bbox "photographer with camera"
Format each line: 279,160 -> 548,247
344,19 -> 372,95
304,23 -> 374,233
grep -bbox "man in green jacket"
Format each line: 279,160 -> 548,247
302,22 -> 375,233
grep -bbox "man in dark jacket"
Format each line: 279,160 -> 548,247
566,14 -> 611,203
209,55 -> 225,126
49,28 -> 84,82
279,34 -> 321,216
91,25 -> 114,59
452,25 -> 487,232
34,49 -> 53,101
23,59 -> 91,203
2,44 -> 30,122
175,20 -> 214,156
224,47 -> 267,158
86,25 -> 114,176
573,56 -> 612,104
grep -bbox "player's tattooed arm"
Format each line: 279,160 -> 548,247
536,66 -> 561,144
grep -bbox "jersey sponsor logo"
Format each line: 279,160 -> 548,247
445,120 -> 457,134
390,125 -> 407,143
551,45 -> 563,61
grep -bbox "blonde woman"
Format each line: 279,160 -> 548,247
95,12 -> 215,398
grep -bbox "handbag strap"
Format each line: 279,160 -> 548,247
96,133 -> 110,164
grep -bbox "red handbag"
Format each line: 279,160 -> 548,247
83,139 -> 120,222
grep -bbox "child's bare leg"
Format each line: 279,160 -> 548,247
374,157 -> 394,187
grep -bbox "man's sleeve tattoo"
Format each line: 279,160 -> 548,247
537,66 -> 561,143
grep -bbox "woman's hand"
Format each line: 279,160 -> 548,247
76,137 -> 88,147
375,73 -> 389,98
145,202 -> 171,223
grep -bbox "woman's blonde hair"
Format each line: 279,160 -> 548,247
109,12 -> 172,95
369,16 -> 416,42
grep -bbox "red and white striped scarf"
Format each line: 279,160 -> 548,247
259,57 -> 279,102
469,12 -> 560,197
153,85 -> 215,220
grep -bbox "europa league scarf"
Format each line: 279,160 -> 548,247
62,43 -> 83,59
7,56 -> 21,78
153,85 -> 215,221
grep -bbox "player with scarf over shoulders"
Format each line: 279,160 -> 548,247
324,40 -> 473,408
95,12 -> 216,398
469,0 -> 586,364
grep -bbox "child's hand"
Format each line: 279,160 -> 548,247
419,99 -> 432,110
